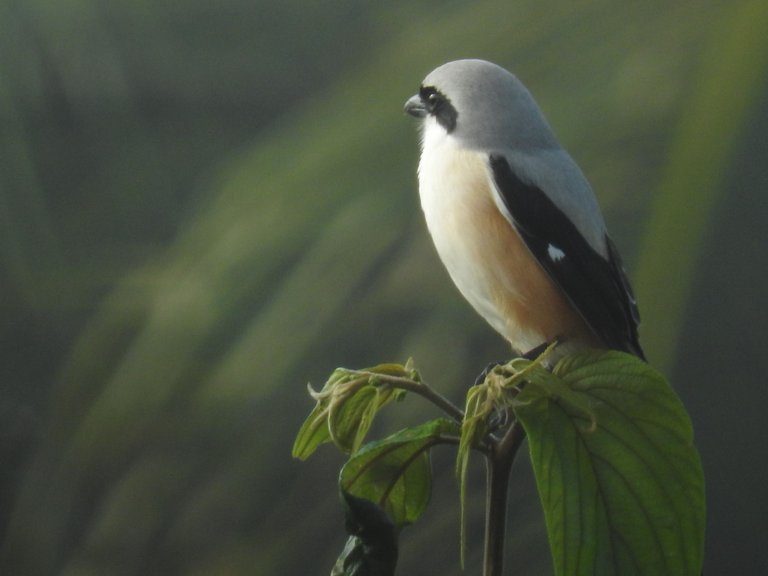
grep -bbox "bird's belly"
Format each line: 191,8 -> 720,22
418,143 -> 590,354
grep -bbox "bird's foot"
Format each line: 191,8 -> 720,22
475,340 -> 559,386
474,360 -> 505,386
522,340 -> 556,361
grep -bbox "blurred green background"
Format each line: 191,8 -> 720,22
1,0 -> 766,574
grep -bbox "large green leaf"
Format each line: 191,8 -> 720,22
514,351 -> 705,576
340,418 -> 459,527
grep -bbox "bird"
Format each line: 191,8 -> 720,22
404,59 -> 644,362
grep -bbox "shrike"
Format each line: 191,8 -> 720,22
404,59 -> 644,360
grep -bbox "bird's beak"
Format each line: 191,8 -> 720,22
404,94 -> 427,118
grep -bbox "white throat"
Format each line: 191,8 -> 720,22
416,120 -> 514,339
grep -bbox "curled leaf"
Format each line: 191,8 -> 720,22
292,364 -> 410,459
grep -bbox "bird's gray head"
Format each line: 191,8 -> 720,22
404,59 -> 559,151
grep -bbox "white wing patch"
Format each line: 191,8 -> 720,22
547,243 -> 566,262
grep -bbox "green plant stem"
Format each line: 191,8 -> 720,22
353,371 -> 465,422
483,419 -> 527,576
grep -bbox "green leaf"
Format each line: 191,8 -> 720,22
332,491 -> 399,576
292,368 -> 352,459
291,392 -> 332,460
340,418 -> 459,527
514,350 -> 705,576
292,364 -> 409,460
328,372 -> 407,454
329,383 -> 380,454
455,377 -> 502,564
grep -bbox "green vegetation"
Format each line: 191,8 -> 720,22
294,351 -> 704,575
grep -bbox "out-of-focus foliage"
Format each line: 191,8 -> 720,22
0,0 -> 766,574
634,0 -> 768,367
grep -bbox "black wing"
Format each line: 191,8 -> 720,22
488,154 -> 644,359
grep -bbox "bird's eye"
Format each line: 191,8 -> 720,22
418,85 -> 457,132
420,86 -> 444,112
